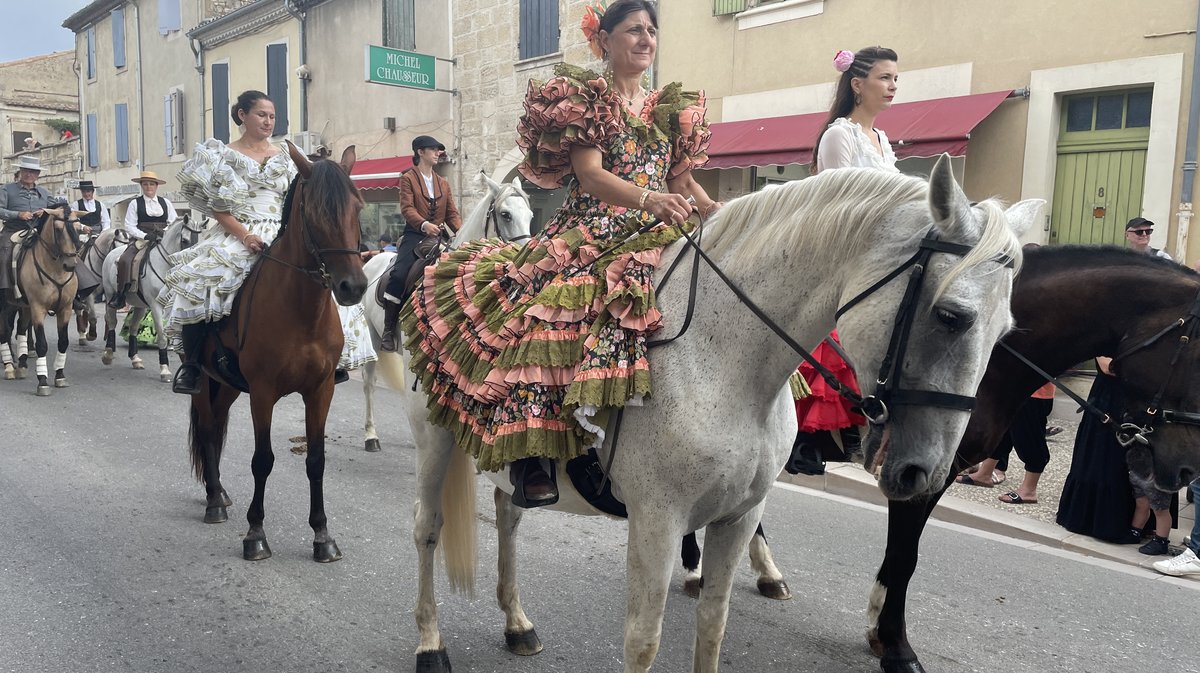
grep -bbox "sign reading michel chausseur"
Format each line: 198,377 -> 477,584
365,45 -> 436,91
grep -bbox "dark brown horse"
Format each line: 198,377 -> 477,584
869,245 -> 1200,673
188,142 -> 366,562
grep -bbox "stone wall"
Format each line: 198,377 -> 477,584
0,51 -> 79,155
1,138 -> 84,200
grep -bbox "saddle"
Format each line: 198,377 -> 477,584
374,234 -> 445,308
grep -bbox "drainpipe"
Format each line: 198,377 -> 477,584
285,0 -> 308,132
190,36 -> 205,144
1177,5 -> 1200,263
133,1 -> 145,170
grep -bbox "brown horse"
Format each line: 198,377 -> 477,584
187,143 -> 366,562
0,207 -> 82,395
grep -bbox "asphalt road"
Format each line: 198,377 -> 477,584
0,331 -> 1195,673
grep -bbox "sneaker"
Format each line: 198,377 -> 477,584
1119,527 -> 1145,545
1153,547 -> 1200,576
1138,536 -> 1170,556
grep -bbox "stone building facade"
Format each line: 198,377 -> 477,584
0,51 -> 80,158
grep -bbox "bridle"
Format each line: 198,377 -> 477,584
259,176 -> 361,288
481,185 -> 532,244
25,213 -> 81,310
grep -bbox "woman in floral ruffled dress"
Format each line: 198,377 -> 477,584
402,0 -> 720,507
160,90 -> 374,394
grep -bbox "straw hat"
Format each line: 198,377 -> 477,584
16,156 -> 41,171
131,170 -> 167,185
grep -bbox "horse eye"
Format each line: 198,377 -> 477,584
501,212 -> 512,221
935,308 -> 963,332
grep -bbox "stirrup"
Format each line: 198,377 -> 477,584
511,459 -> 559,509
380,329 -> 397,353
334,368 -> 350,384
172,364 -> 202,395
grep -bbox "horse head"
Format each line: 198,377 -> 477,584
832,156 -> 1041,499
479,174 -> 534,243
38,207 -> 82,272
284,141 -> 367,305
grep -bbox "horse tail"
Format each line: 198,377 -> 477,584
188,401 -> 205,481
439,445 -> 478,596
375,350 -> 406,391
188,393 -> 228,483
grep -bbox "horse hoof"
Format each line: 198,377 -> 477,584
101,350 -> 113,366
756,578 -> 792,601
866,628 -> 884,658
683,576 -> 702,599
54,378 -> 69,389
77,338 -> 87,346
16,368 -> 26,380
505,629 -> 543,656
132,360 -> 144,370
414,649 -> 452,673
3,369 -> 13,381
36,385 -> 51,396
243,538 -> 272,561
204,505 -> 228,524
364,438 -> 381,453
881,657 -> 927,673
160,373 -> 171,383
313,540 -> 343,563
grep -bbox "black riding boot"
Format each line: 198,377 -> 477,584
379,300 -> 403,353
509,457 -> 558,508
785,431 -> 827,476
172,323 -> 207,395
109,286 -> 127,310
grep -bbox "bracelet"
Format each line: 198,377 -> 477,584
701,201 -> 723,219
241,233 -> 254,244
638,190 -> 650,210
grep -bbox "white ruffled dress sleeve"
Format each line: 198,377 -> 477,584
177,138 -> 250,219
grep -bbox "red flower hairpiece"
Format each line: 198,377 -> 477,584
581,3 -> 608,60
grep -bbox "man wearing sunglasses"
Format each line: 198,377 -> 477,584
1124,217 -> 1172,259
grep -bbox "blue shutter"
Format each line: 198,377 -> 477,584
86,113 -> 98,168
266,44 -> 289,137
163,95 -> 174,156
519,0 -> 558,60
212,63 -> 230,144
158,0 -> 181,34
111,8 -> 126,68
115,104 -> 129,163
86,27 -> 95,78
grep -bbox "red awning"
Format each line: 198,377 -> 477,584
350,156 -> 413,189
703,90 -> 1013,169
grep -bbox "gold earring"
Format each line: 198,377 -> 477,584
854,92 -> 862,106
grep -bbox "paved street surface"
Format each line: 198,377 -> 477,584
1,333 -> 1196,673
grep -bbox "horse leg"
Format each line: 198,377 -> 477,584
101,301 -> 117,366
0,306 -> 14,380
86,296 -> 98,341
189,377 -> 238,523
748,523 -> 790,600
867,492 -> 945,673
32,317 -> 50,396
54,313 -> 70,388
623,507 -> 685,673
362,360 -> 381,452
128,307 -> 145,370
153,304 -> 170,382
15,313 -> 29,378
681,532 -> 702,598
243,391 -> 279,561
692,508 -> 764,673
301,382 -> 342,563
495,486 -> 542,655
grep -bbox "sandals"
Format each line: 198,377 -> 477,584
956,473 -> 994,488
998,491 -> 1038,504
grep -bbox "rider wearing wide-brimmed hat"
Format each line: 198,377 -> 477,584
0,156 -> 67,296
74,180 -> 110,235
110,170 -> 177,309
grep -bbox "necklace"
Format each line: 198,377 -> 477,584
616,87 -> 646,109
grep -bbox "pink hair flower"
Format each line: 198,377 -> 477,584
833,49 -> 855,73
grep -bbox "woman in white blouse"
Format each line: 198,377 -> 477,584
812,46 -> 900,173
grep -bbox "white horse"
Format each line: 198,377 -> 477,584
358,173 -> 534,452
402,157 -> 1040,672
99,215 -> 200,381
74,227 -> 130,345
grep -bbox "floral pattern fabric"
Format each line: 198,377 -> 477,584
402,64 -> 710,470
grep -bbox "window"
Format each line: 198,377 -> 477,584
383,0 -> 416,51
266,44 -> 289,136
85,27 -> 95,79
519,0 -> 559,60
212,63 -> 230,144
86,114 -> 98,167
115,103 -> 130,163
1062,89 -> 1154,134
111,8 -> 126,68
12,131 -> 32,154
163,90 -> 185,156
158,0 -> 181,34
714,0 -> 748,13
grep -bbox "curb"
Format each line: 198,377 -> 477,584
776,464 -> 1196,579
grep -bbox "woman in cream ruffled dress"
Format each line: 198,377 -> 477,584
160,90 -> 374,394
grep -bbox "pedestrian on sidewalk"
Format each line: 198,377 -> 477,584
1154,478 -> 1200,575
1129,470 -> 1174,555
955,382 -> 1054,503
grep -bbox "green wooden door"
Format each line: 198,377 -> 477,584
1049,89 -> 1152,245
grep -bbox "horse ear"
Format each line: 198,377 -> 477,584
510,176 -> 523,192
927,154 -> 976,239
287,140 -> 313,180
339,145 -> 357,175
1003,199 -> 1045,240
482,173 -> 502,195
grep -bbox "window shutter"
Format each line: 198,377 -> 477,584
86,27 -> 95,79
266,44 -> 289,137
713,0 -> 748,15
212,63 -> 230,143
115,103 -> 130,163
163,95 -> 174,157
172,90 -> 186,154
519,0 -> 558,60
111,8 -> 126,68
158,0 -> 181,34
86,113 -> 98,168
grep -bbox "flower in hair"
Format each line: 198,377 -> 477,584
581,3 -> 608,60
833,49 -> 855,73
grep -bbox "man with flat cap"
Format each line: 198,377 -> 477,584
1124,216 -> 1172,259
74,180 -> 109,235
0,156 -> 67,298
379,135 -> 461,351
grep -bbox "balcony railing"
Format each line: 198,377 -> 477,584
713,0 -> 747,16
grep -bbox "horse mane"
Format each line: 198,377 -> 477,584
1026,243 -> 1198,277
702,168 -> 1022,301
281,159 -> 359,241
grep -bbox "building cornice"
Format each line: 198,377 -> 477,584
190,1 -> 294,48
63,0 -> 125,33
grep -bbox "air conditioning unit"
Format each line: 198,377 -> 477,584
291,131 -> 321,155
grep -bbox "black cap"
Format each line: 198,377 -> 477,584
412,135 -> 445,152
1126,216 -> 1154,230
77,180 -> 95,190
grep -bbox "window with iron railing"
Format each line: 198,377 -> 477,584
713,0 -> 747,15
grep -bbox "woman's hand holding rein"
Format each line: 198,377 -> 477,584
642,190 -> 693,225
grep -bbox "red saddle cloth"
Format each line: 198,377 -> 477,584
794,330 -> 865,432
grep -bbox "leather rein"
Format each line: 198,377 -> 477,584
258,177 -> 361,288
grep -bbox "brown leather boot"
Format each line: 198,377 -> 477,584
379,300 -> 402,352
509,457 -> 558,508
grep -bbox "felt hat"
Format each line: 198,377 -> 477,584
77,180 -> 96,190
131,170 -> 167,185
15,156 -> 40,171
